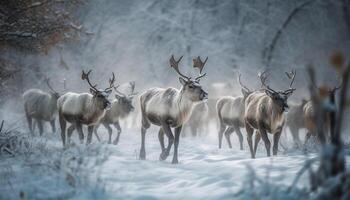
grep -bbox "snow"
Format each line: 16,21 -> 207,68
1,124 -> 349,199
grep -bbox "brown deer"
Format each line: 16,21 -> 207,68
303,82 -> 341,144
139,55 -> 208,164
216,74 -> 252,150
244,70 -> 296,158
57,70 -> 115,147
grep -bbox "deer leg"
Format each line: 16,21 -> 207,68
254,131 -> 261,156
172,126 -> 182,164
25,113 -> 34,136
158,128 -> 165,160
93,124 -> 101,142
59,113 -> 66,147
234,125 -> 244,150
218,123 -> 226,149
198,122 -> 204,137
273,131 -> 282,156
113,121 -> 121,145
140,109 -> 151,160
37,120 -> 44,136
67,124 -> 75,144
258,127 -> 271,157
86,125 -> 94,145
224,127 -> 234,148
103,123 -> 113,144
289,126 -> 301,148
245,124 -> 255,158
140,126 -> 147,160
181,126 -> 187,138
50,119 -> 56,134
304,131 -> 312,146
76,124 -> 84,144
191,125 -> 197,137
160,122 -> 174,161
32,120 -> 37,133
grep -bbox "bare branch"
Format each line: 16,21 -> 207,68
264,0 -> 317,66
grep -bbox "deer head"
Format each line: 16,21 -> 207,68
170,55 -> 208,102
260,69 -> 296,112
82,70 -> 115,109
113,81 -> 138,113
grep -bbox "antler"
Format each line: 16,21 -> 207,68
283,69 -> 296,95
194,56 -> 208,81
258,70 -> 271,90
193,56 -> 208,74
238,74 -> 251,92
170,55 -> 190,80
258,70 -> 268,87
82,70 -> 98,91
329,77 -> 342,92
285,69 -> 296,88
129,81 -> 138,96
258,70 -> 278,93
105,72 -> 115,91
113,85 -> 126,97
45,78 -> 58,93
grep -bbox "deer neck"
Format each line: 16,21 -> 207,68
49,95 -> 58,112
86,96 -> 105,119
269,102 -> 285,131
176,88 -> 196,123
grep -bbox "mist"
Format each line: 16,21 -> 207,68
2,0 -> 349,104
1,0 -> 350,199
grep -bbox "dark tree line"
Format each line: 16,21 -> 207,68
0,0 -> 87,106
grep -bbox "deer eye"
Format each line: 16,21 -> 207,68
188,85 -> 194,89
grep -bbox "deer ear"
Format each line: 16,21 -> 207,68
179,77 -> 187,85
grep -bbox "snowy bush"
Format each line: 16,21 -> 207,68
0,129 -> 112,200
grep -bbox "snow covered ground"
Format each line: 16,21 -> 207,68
1,123 -> 349,200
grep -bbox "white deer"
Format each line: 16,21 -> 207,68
139,55 -> 208,164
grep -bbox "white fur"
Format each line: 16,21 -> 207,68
142,87 -> 197,127
57,92 -> 106,126
23,89 -> 57,121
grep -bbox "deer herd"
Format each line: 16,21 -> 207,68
21,55 -> 342,164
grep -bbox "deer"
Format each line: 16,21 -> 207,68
244,70 -> 296,158
139,55 -> 208,164
23,79 -> 61,136
303,82 -> 341,145
183,101 -> 209,137
94,81 -> 138,144
57,70 -> 115,147
284,98 -> 308,147
216,74 -> 252,150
